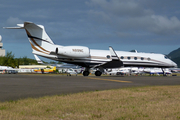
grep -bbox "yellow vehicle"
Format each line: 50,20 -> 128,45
34,66 -> 56,73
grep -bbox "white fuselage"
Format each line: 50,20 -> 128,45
34,48 -> 177,69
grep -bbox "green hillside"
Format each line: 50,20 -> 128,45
168,48 -> 180,67
170,57 -> 180,68
168,48 -> 180,59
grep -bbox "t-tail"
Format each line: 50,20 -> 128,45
4,22 -> 90,58
4,22 -> 57,56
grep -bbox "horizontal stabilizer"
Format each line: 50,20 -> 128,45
3,24 -> 24,29
3,27 -> 24,29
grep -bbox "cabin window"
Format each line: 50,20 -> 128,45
141,57 -> 144,60
106,55 -> 110,59
120,56 -> 124,59
134,57 -> 137,60
147,57 -> 151,61
127,57 -> 131,60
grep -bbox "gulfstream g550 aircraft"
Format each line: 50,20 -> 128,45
5,22 -> 177,76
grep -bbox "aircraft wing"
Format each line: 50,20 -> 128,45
94,46 -> 123,68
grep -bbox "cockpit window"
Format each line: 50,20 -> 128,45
164,55 -> 169,59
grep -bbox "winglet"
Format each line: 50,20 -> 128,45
34,54 -> 44,64
93,46 -> 123,68
109,46 -> 120,60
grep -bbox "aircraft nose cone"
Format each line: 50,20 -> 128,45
172,62 -> 177,68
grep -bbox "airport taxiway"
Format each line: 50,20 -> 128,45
0,74 -> 180,102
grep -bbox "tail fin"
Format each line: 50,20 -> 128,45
5,22 -> 55,55
53,66 -> 56,71
23,22 -> 54,45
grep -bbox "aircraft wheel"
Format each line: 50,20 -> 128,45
95,71 -> 102,76
83,71 -> 90,76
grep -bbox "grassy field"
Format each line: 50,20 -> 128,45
0,85 -> 180,120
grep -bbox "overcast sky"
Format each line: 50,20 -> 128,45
0,0 -> 180,61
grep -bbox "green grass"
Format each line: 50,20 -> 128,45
0,85 -> 180,120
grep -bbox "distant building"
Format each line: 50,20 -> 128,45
0,35 -> 5,56
19,65 -> 54,69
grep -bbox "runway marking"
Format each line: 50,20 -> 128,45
88,77 -> 132,83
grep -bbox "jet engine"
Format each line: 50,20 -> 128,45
55,46 -> 90,58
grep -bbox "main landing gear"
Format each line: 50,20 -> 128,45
82,68 -> 103,76
83,71 -> 90,76
95,70 -> 102,76
83,68 -> 90,76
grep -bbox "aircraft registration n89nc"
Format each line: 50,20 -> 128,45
5,22 -> 177,76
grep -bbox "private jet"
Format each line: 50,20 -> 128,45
143,68 -> 172,75
5,22 -> 177,76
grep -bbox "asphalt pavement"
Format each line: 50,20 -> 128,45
0,74 -> 179,102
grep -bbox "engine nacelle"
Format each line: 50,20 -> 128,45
55,46 -> 90,58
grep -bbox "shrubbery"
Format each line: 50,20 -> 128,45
0,51 -> 39,68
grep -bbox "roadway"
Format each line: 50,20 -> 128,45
0,74 -> 180,102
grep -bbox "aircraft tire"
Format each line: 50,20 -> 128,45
95,71 -> 102,76
83,71 -> 90,76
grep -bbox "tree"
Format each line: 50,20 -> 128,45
0,51 -> 18,68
